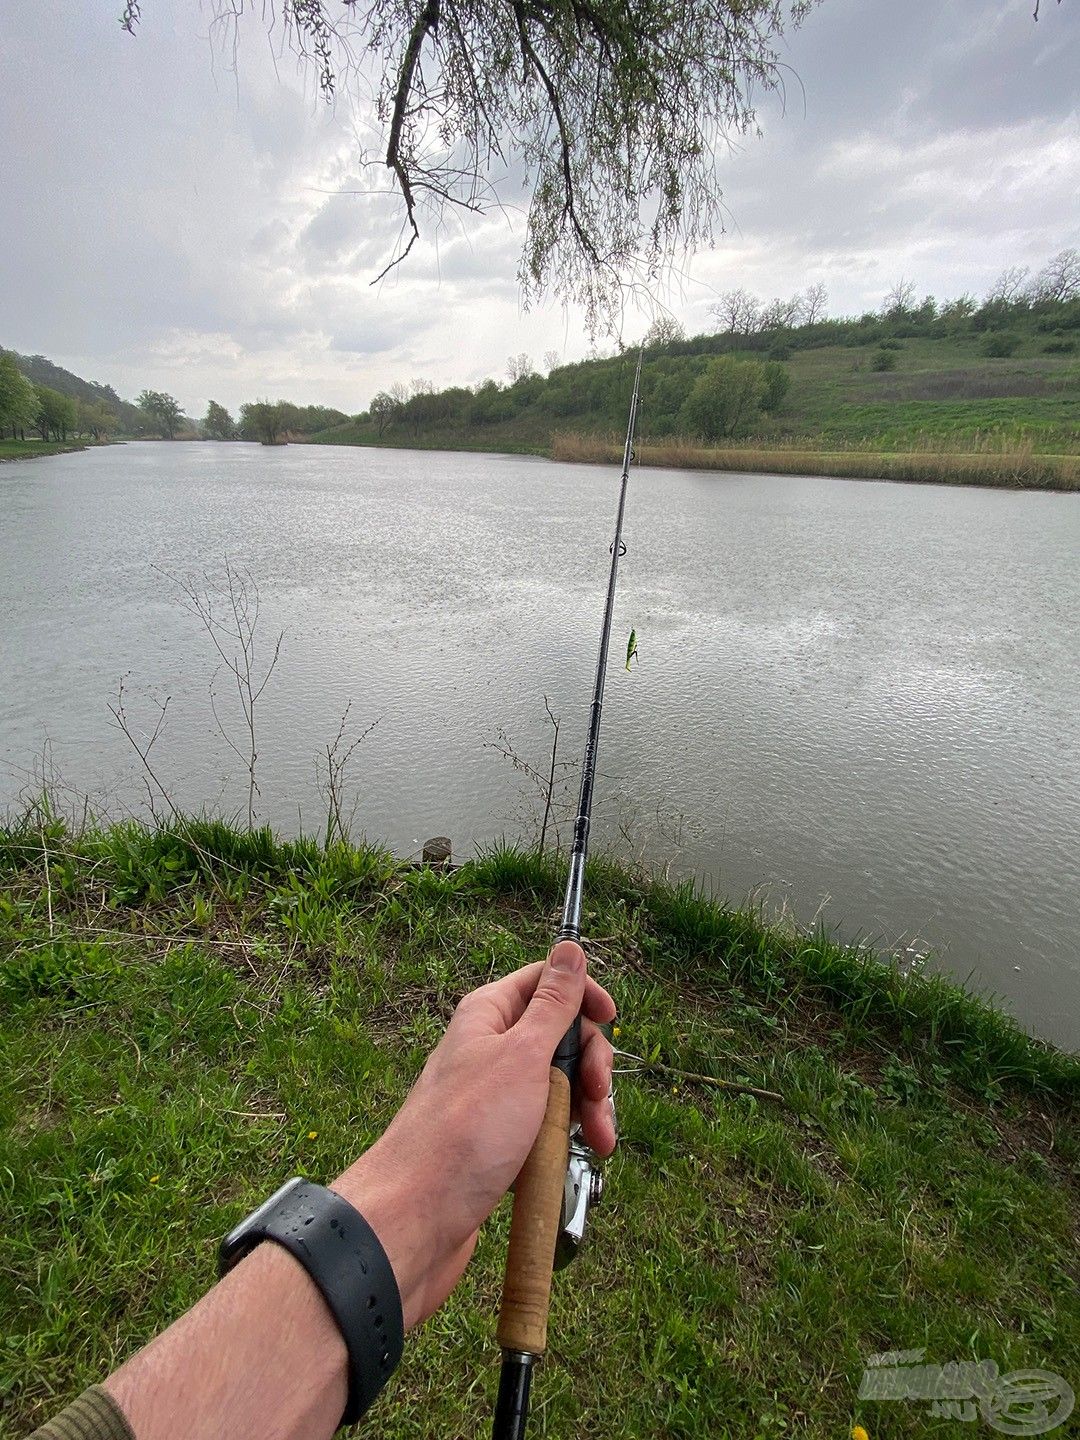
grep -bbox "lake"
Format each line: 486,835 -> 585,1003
2,441 -> 1078,1048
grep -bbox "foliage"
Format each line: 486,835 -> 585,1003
202,399 -> 236,441
76,400 -> 114,440
239,401 -> 283,446
34,385 -> 77,442
0,351 -> 38,437
238,399 -> 348,444
982,332 -> 1021,358
124,0 -> 819,323
3,349 -> 144,432
642,315 -> 687,350
759,360 -> 790,411
678,357 -> 775,440
136,388 -> 184,440
869,349 -> 897,372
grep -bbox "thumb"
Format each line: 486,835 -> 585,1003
516,941 -> 586,1055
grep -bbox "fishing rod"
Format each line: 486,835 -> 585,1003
492,348 -> 644,1440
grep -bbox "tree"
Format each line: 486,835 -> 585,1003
76,399 -> 113,440
1029,248 -> 1080,305
137,388 -> 183,439
882,278 -> 916,318
710,288 -> 761,335
125,1 -> 820,323
938,294 -> 977,326
0,352 -> 38,438
760,360 -> 790,411
506,354 -> 536,384
642,315 -> 686,350
203,400 -> 236,440
543,349 -> 562,374
678,357 -> 769,440
369,391 -> 397,436
34,386 -> 77,441
239,400 -> 285,445
758,296 -> 801,331
985,265 -> 1030,306
799,282 -> 828,325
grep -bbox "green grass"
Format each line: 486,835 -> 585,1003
0,439 -> 89,461
1,817 -> 1077,1438
774,342 -> 1079,452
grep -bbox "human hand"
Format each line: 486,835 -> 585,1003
334,941 -> 616,1329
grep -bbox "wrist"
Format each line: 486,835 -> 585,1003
333,1136 -> 431,1331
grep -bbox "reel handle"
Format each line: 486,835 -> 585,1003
495,1066 -> 571,1355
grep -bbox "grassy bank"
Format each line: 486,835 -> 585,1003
303,321 -> 1080,470
1,816 -> 1077,1438
553,432 -> 1080,490
0,438 -> 89,462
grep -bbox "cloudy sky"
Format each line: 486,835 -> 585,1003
1,0 -> 1077,416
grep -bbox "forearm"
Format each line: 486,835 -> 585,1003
103,1241 -> 349,1440
33,950 -> 614,1440
99,1147 -> 424,1440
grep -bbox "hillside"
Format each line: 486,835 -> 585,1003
310,300 -> 1080,460
1,816 -> 1076,1438
5,349 -> 146,433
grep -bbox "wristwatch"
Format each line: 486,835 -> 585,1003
218,1176 -> 404,1426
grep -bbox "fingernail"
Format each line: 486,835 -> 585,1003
550,941 -> 584,974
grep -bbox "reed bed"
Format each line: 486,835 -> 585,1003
552,431 -> 1080,490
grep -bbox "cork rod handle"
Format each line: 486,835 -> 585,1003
496,1067 -> 571,1355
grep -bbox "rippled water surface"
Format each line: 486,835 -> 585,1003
2,442 -> 1078,1046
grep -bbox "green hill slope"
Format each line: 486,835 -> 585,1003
311,301 -> 1080,460
5,349 -> 145,433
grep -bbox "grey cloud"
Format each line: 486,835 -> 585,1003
2,0 -> 1077,409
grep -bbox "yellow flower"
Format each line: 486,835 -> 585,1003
671,1086 -> 679,1096
307,1130 -> 318,1140
149,1175 -> 160,1185
612,1025 -> 621,1039
852,1426 -> 870,1440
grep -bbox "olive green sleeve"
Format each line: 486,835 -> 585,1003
27,1386 -> 134,1440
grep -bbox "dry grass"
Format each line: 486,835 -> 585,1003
552,432 -> 1080,491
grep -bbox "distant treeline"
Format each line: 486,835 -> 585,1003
323,249 -> 1080,446
0,348 -> 347,447
0,351 -> 119,442
201,399 -> 349,444
4,247 -> 1078,451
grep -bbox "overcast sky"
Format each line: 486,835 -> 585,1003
1,0 -> 1077,416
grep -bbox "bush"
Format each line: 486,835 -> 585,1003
760,360 -> 790,412
879,338 -> 904,350
870,349 -> 898,372
678,356 -> 768,440
766,342 -> 791,361
982,332 -> 1020,358
1043,338 -> 1076,354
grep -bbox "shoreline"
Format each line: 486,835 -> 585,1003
302,432 -> 1080,491
553,434 -> 1080,490
0,438 -> 91,463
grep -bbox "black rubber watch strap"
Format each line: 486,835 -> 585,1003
218,1177 -> 404,1426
